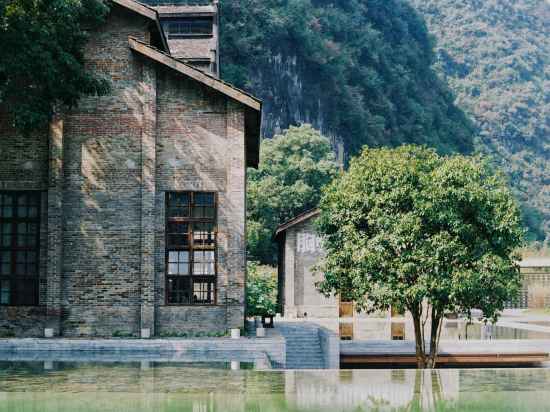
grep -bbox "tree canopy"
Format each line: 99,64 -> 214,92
316,145 -> 524,368
246,262 -> 277,317
247,124 -> 338,264
0,0 -> 109,131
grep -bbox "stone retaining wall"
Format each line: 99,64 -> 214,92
0,336 -> 285,369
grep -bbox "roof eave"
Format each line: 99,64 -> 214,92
275,209 -> 320,238
112,0 -> 170,53
128,37 -> 261,111
127,37 -> 262,168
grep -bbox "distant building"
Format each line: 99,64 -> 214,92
514,258 -> 550,309
275,209 -> 338,319
275,210 -> 550,340
275,209 -> 412,339
0,0 -> 261,337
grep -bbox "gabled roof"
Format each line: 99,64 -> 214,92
112,0 -> 169,52
128,37 -> 262,167
128,37 -> 261,111
275,209 -> 320,238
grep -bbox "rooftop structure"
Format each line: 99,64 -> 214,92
140,0 -> 220,76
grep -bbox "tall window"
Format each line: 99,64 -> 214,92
166,192 -> 216,305
0,192 -> 40,306
167,17 -> 213,38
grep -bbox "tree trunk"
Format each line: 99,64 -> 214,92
411,305 -> 427,368
426,308 -> 443,369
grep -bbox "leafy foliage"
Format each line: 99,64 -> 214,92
220,0 -> 475,155
410,0 -> 550,242
247,124 -> 338,264
246,262 -> 277,317
0,0 -> 110,131
316,145 -> 524,367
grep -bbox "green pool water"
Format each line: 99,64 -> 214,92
1,362 -> 550,412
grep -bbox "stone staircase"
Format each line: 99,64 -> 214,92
276,322 -> 325,369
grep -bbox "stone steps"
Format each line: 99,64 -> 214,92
276,322 -> 326,369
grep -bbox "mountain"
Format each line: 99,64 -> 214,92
410,0 -> 549,242
220,0 -> 474,155
219,0 -> 549,241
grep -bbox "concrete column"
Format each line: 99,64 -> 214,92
284,230 -> 297,317
224,100 -> 246,329
46,114 -> 64,335
140,61 -> 157,336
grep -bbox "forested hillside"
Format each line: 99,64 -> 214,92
220,0 -> 474,155
219,0 -> 549,241
411,0 -> 549,242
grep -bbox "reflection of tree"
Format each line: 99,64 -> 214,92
407,370 -> 444,412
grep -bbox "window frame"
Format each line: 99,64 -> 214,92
165,17 -> 214,39
0,191 -> 41,307
165,191 -> 218,306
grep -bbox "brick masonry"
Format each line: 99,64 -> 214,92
0,3 -> 258,337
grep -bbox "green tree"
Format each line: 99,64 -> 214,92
246,262 -> 277,317
0,0 -> 110,132
316,145 -> 524,368
247,124 -> 338,264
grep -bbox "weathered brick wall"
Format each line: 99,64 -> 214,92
0,4 -> 249,337
155,68 -> 246,334
59,7 -> 153,337
0,111 -> 49,336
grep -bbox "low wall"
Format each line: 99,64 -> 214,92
0,335 -> 286,369
318,325 -> 340,369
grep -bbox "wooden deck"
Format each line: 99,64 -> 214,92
341,340 -> 550,366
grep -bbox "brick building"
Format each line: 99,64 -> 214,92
0,0 -> 261,337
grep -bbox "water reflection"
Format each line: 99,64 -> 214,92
1,362 -> 550,411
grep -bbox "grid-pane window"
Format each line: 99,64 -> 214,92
193,279 -> 215,304
0,192 -> 40,306
166,192 -> 216,305
167,18 -> 213,38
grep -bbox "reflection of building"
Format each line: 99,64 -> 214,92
0,0 -> 261,337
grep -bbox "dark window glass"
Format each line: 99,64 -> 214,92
167,18 -> 213,38
0,191 -> 40,306
167,276 -> 191,305
167,222 -> 189,248
166,192 -> 217,305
